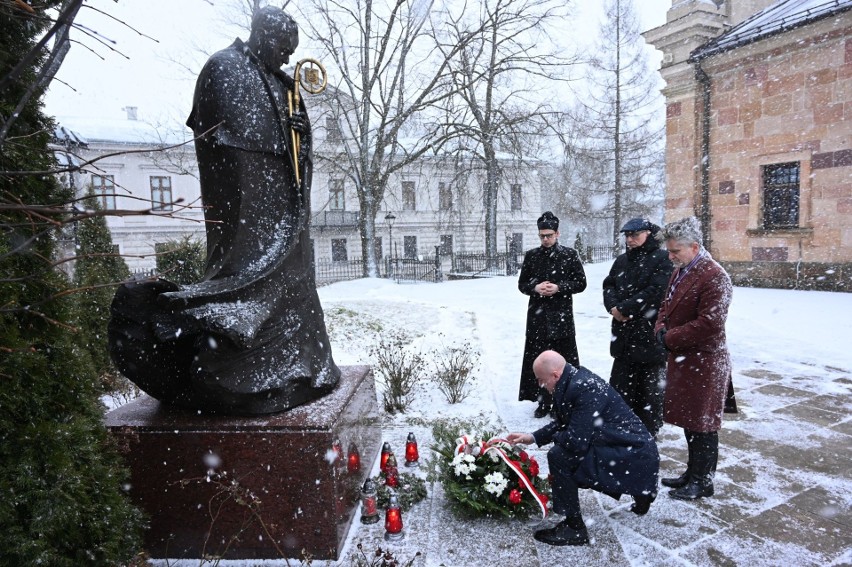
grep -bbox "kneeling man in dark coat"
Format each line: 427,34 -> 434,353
507,350 -> 659,546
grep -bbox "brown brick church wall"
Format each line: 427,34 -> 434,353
690,15 -> 852,291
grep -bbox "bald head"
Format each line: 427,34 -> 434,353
533,350 -> 566,393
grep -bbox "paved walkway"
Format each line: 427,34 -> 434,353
347,368 -> 852,567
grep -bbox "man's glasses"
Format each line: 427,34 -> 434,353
624,231 -> 647,239
538,232 -> 557,240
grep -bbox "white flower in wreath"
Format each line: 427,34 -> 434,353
483,471 -> 508,496
452,453 -> 476,477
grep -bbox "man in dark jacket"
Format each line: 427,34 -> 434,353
603,218 -> 673,436
518,211 -> 587,418
508,351 -> 659,546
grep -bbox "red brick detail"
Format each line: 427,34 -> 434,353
738,193 -> 750,205
717,107 -> 738,126
813,149 -> 852,170
815,103 -> 844,125
718,180 -> 735,194
813,152 -> 834,169
667,102 -> 682,118
752,247 -> 788,261
836,149 -> 852,167
744,66 -> 767,86
838,197 -> 852,214
846,38 -> 852,64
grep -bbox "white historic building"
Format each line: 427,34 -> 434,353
55,106 -> 545,278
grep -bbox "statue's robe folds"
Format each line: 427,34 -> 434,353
108,39 -> 340,415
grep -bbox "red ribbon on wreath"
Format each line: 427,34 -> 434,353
455,435 -> 548,518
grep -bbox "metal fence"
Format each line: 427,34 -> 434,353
315,259 -> 366,286
450,252 -> 523,277
385,256 -> 441,283
582,245 -> 618,264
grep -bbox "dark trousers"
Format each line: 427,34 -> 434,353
609,358 -> 664,436
684,429 -> 718,479
547,445 -> 583,520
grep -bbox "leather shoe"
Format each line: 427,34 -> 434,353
630,492 -> 656,515
669,477 -> 713,500
533,405 -> 551,419
533,519 -> 589,546
661,471 -> 690,488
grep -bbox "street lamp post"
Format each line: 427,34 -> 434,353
384,212 -> 396,278
384,213 -> 396,259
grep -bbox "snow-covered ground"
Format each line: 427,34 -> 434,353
151,261 -> 852,566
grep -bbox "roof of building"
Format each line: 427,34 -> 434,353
690,0 -> 852,60
54,115 -> 189,146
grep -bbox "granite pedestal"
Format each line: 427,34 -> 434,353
105,365 -> 380,561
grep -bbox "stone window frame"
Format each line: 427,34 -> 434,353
401,181 -> 416,211
510,183 -> 522,211
91,174 -> 117,210
331,238 -> 348,262
403,235 -> 417,259
329,178 -> 345,211
746,150 -> 813,238
438,181 -> 452,211
150,175 -> 173,212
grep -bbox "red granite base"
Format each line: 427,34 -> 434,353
105,365 -> 380,561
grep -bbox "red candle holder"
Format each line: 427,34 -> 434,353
384,494 -> 404,540
384,453 -> 399,488
380,442 -> 392,473
404,432 -> 419,467
347,443 -> 361,473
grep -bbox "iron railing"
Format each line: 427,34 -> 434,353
315,258 -> 366,286
451,252 -> 523,277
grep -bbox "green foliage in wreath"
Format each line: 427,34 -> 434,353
374,472 -> 427,511
428,418 -> 551,520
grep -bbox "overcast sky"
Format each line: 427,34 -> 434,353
44,0 -> 672,131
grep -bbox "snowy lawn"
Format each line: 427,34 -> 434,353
151,261 -> 852,566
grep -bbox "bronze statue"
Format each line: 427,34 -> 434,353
108,7 -> 340,415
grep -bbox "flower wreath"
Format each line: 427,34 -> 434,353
432,428 -> 550,519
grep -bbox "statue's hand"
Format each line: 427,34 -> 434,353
288,111 -> 310,135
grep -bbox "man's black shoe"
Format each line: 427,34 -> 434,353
630,492 -> 656,515
661,471 -> 690,488
533,406 -> 551,419
669,477 -> 713,500
533,519 -> 589,546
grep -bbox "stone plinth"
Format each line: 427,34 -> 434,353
105,365 -> 380,561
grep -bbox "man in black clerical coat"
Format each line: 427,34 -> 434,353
518,211 -> 586,418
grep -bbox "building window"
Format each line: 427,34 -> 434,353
91,174 -> 116,210
440,234 -> 453,256
326,116 -> 342,142
329,178 -> 345,211
331,238 -> 348,261
439,182 -> 452,211
403,235 -> 417,259
510,184 -> 522,211
150,176 -> 173,211
762,162 -> 799,229
402,181 -> 416,211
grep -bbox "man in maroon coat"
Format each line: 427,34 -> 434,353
654,217 -> 732,500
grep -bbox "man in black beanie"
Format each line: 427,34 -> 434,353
518,211 -> 587,417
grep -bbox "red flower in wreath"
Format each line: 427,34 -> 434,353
529,457 -> 539,477
519,451 -> 529,463
508,489 -> 522,505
